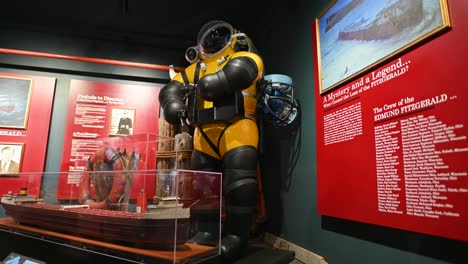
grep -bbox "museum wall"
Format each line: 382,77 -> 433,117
0,27 -> 186,208
254,1 -> 467,264
0,1 -> 466,264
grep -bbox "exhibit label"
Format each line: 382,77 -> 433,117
314,1 -> 467,242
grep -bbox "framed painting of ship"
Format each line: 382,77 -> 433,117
315,0 -> 451,93
0,76 -> 33,129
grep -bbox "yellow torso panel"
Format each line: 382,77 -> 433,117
172,48 -> 264,159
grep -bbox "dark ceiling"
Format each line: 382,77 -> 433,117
1,0 -> 267,49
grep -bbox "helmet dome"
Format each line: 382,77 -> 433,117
197,20 -> 234,57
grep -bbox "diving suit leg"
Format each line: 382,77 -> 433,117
188,149 -> 222,245
221,145 -> 258,261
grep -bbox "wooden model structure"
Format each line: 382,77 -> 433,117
155,119 -> 194,201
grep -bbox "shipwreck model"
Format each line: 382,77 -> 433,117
1,192 -> 190,248
338,0 -> 423,41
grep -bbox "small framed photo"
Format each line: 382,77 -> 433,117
0,143 -> 25,174
315,0 -> 451,93
109,108 -> 136,136
0,76 -> 33,129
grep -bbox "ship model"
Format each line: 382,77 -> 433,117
1,192 -> 191,249
338,0 -> 423,41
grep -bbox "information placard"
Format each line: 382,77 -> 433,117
313,1 -> 467,241
56,79 -> 161,200
0,73 -> 55,197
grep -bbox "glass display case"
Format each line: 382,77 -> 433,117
0,170 -> 222,263
58,133 -> 193,201
0,134 -> 222,263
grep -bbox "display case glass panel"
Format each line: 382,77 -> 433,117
58,133 -> 178,200
0,169 -> 222,264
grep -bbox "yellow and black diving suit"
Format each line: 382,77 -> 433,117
158,20 -> 264,260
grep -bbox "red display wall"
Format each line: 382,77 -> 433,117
0,73 -> 56,197
313,1 -> 468,241
56,79 -> 161,200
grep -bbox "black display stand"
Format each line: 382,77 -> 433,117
0,228 -> 295,264
0,228 -> 144,264
0,218 -> 218,264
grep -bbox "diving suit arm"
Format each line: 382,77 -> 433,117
158,80 -> 187,125
197,56 -> 258,101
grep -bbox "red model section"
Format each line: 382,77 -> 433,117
1,197 -> 190,248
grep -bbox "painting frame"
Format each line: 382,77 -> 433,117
315,0 -> 451,94
0,142 -> 25,174
0,75 -> 33,129
109,108 -> 136,136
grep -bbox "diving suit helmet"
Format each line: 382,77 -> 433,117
185,20 -> 252,64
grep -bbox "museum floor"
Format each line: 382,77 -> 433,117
231,237 -> 297,264
0,220 -> 299,264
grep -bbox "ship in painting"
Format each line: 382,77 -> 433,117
1,192 -> 191,248
0,94 -> 15,113
338,0 -> 423,41
325,0 -> 364,32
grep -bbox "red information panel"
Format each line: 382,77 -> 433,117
0,73 -> 56,197
314,2 -> 467,241
56,79 -> 161,200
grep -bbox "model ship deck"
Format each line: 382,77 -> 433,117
1,193 -> 190,248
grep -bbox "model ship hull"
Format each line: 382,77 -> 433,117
1,202 -> 190,249
339,0 -> 423,41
